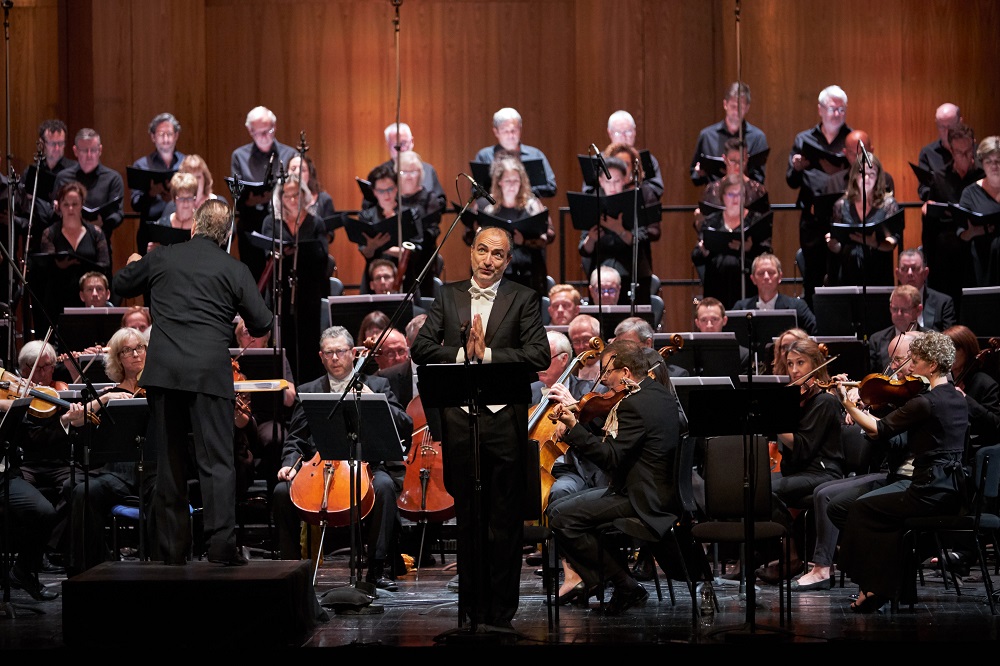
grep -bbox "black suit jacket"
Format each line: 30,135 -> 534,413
922,287 -> 957,332
868,324 -> 928,373
733,292 -> 818,335
113,235 -> 273,398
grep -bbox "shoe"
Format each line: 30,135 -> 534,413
550,581 -> 585,606
41,553 -> 66,574
447,574 -> 460,592
208,552 -> 248,566
372,576 -> 398,592
8,566 -> 58,601
602,583 -> 649,616
850,592 -> 885,614
632,557 -> 654,581
525,550 -> 543,566
790,576 -> 833,591
755,559 -> 804,585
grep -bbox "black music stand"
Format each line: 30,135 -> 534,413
417,362 -> 533,644
688,383 -> 798,641
89,399 -> 152,559
299,393 -> 403,612
1,399 -> 40,618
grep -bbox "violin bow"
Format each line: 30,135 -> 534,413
788,354 -> 840,386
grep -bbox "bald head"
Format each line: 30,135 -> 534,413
935,103 -> 962,146
845,130 -> 871,167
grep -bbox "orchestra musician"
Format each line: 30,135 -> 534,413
272,326 -> 412,590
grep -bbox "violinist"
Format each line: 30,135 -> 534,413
272,326 -> 412,590
756,338 -> 844,586
61,327 -> 155,575
835,331 -> 969,613
944,325 -> 1000,453
546,339 -> 681,615
792,331 -> 920,592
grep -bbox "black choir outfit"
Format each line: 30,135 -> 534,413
50,164 -> 126,244
130,149 -> 185,255
921,162 -> 984,303
578,205 -> 659,306
35,218 -> 110,323
363,158 -> 447,214
958,182 -> 1000,286
786,123 -> 852,306
689,120 -> 769,186
261,210 -> 330,384
826,195 -> 902,288
230,139 -> 298,281
113,233 -> 273,566
692,208 -> 772,310
473,144 -> 557,199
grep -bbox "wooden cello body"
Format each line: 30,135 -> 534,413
289,454 -> 375,527
397,395 -> 455,522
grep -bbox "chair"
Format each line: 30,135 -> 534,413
650,294 -> 665,331
690,434 -> 792,626
540,296 -> 551,326
329,276 -> 345,296
895,443 -> 1000,614
649,274 -> 661,296
545,275 -> 556,293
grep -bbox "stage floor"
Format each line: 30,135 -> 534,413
2,544 -> 999,651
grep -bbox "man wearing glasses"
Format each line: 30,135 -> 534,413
272,325 -> 412,590
690,82 -> 769,187
472,107 -> 557,200
868,284 -> 927,373
602,110 -> 664,202
130,113 -> 185,256
230,105 -> 298,282
49,128 -> 125,248
787,84 -> 853,308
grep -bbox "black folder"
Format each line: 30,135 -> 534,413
701,211 -> 773,255
126,166 -> 177,193
321,212 -> 350,235
699,148 -> 770,181
566,190 -> 661,231
30,251 -> 107,272
223,177 -> 271,204
469,159 -> 547,194
944,203 -> 1000,229
829,208 -> 905,245
909,162 -> 938,189
476,209 -> 549,239
343,208 -> 418,247
699,191 -> 771,215
247,230 -> 327,253
144,222 -> 192,246
811,190 -> 845,217
800,139 -> 849,171
21,164 -> 57,196
356,177 -> 377,204
81,196 -> 123,222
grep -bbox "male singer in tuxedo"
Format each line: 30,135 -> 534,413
410,226 -> 549,632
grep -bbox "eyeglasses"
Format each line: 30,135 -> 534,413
983,158 -> 1000,168
281,193 -> 300,201
44,140 -> 65,148
611,129 -> 636,139
597,287 -> 618,296
374,187 -> 396,195
119,345 -> 147,357
320,348 -> 352,358
175,196 -> 196,204
697,316 -> 723,325
76,147 -> 101,155
381,349 -> 408,360
823,105 -> 847,115
250,128 -> 275,139
724,191 -> 743,199
155,131 -> 176,139
400,169 -> 420,176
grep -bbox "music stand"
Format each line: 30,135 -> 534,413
89,399 -> 152,559
688,384 -> 798,641
417,362 -> 533,643
0,399 -> 40,618
299,393 -> 403,609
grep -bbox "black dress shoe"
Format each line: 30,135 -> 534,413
8,566 -> 59,601
208,552 -> 248,566
371,576 -> 398,592
602,583 -> 649,616
525,551 -> 543,566
546,581 -> 585,607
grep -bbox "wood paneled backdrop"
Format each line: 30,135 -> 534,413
2,0 -> 999,335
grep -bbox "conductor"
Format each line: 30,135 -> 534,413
113,199 -> 273,566
410,226 -> 549,631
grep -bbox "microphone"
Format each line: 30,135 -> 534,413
590,143 -> 611,180
858,140 -> 873,169
263,152 -> 276,186
462,173 -> 496,205
633,156 -> 640,185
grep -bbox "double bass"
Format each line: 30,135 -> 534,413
529,336 -> 605,512
397,394 -> 454,522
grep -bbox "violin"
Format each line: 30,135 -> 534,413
232,358 -> 252,420
397,395 -> 454,522
818,373 -> 930,411
0,368 -> 100,425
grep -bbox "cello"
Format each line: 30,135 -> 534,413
397,394 -> 454,522
529,336 -> 605,513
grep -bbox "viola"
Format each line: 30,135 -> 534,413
571,377 -> 641,423
397,395 -> 454,522
289,454 -> 375,527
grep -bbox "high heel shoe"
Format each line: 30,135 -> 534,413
548,581 -> 585,606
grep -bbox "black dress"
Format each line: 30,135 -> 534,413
826,196 -> 901,288
693,209 -> 772,309
35,219 -> 110,328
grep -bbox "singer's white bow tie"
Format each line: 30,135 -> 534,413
469,284 -> 496,301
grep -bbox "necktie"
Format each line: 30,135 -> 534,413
469,284 -> 495,301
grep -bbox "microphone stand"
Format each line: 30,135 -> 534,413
588,144 -> 605,332
629,158 -> 640,316
16,142 -> 44,353
3,0 -> 16,368
269,161 -> 288,380
857,143 -> 870,346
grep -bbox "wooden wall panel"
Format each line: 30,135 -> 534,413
1,0 -> 999,342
